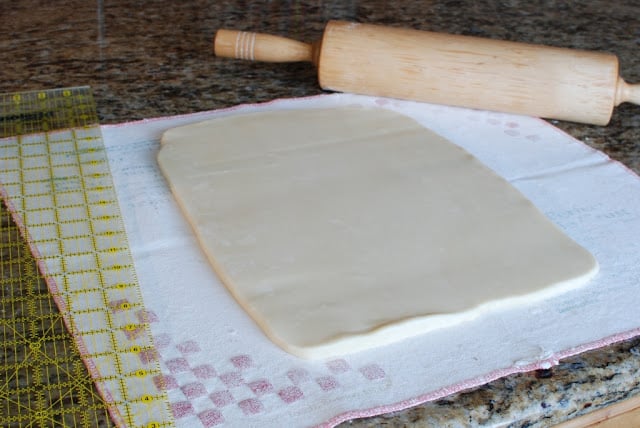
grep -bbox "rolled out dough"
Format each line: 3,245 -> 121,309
157,107 -> 598,359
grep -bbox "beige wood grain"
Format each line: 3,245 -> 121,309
214,20 -> 640,125
317,21 -> 619,125
555,395 -> 640,428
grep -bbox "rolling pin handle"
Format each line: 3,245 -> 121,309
214,29 -> 316,64
615,77 -> 640,106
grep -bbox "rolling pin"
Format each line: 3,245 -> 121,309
214,20 -> 640,125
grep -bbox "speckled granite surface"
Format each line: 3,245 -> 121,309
1,1 -> 639,426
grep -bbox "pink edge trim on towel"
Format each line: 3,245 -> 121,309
0,176 -> 126,428
101,94 -> 336,129
318,328 -> 640,428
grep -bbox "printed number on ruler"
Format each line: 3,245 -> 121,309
0,87 -> 173,427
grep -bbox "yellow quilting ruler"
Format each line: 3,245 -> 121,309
0,87 -> 174,427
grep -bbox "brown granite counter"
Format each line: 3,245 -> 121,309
1,0 -> 639,426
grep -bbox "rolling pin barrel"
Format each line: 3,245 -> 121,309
214,21 -> 639,125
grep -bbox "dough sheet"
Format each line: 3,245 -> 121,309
157,107 -> 597,359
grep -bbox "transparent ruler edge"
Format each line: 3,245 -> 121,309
0,87 -> 174,428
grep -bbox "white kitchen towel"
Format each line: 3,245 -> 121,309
33,94 -> 640,426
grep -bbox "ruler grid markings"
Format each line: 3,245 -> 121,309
71,125 -> 133,422
1,87 -> 174,427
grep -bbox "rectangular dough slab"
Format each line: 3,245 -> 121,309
157,107 -> 598,359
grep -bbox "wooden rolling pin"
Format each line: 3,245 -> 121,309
214,20 -> 640,125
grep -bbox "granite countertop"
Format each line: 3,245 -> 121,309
1,0 -> 639,426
